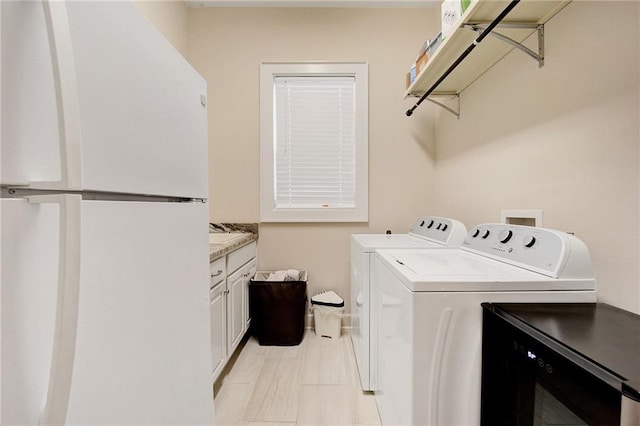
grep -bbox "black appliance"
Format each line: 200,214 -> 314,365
481,303 -> 640,426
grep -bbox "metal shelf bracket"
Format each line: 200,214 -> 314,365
463,22 -> 545,68
412,93 -> 460,118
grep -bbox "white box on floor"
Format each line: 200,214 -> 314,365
311,291 -> 344,339
313,305 -> 344,339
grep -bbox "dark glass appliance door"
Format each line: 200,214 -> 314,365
481,309 -> 621,426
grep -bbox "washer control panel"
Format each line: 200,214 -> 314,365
409,216 -> 467,246
462,224 -> 592,279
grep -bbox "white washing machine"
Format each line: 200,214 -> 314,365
350,216 -> 467,392
374,223 -> 597,426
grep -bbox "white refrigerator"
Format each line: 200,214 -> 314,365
1,1 -> 214,424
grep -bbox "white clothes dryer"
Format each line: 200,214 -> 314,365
350,216 -> 467,391
374,223 -> 597,426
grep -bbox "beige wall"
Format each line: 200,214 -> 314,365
434,1 -> 640,313
141,1 -> 640,315
133,0 -> 190,57
188,7 -> 440,304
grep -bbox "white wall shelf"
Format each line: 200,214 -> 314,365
404,0 -> 571,115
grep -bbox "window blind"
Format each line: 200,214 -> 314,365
273,76 -> 356,209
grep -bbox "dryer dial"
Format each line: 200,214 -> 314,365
523,235 -> 537,248
499,230 -> 513,244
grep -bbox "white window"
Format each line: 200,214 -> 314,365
260,62 -> 368,222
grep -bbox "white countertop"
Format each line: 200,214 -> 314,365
209,232 -> 257,262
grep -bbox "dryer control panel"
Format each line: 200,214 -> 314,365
462,224 -> 593,279
409,216 -> 467,246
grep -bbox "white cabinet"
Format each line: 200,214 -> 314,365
210,257 -> 226,285
209,241 -> 257,383
244,260 -> 256,331
209,281 -> 226,381
226,246 -> 257,356
227,268 -> 245,354
209,257 -> 227,381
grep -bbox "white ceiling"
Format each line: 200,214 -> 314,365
185,0 -> 438,8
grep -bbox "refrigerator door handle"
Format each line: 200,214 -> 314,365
29,0 -> 83,191
27,194 -> 82,425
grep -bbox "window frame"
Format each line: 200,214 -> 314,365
259,62 -> 368,223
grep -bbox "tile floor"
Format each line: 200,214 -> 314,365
213,330 -> 381,426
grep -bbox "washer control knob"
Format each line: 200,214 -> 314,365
523,235 -> 537,248
436,223 -> 442,230
420,220 -> 425,227
427,220 -> 434,229
441,223 -> 448,231
481,230 -> 491,239
499,230 -> 513,244
471,229 -> 480,238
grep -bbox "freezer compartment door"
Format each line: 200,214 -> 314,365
1,1 -> 208,198
1,198 -> 214,424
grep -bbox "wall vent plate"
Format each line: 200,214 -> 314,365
501,209 -> 542,227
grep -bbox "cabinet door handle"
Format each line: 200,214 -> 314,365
223,289 -> 230,295
211,269 -> 223,278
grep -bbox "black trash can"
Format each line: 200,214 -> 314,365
249,271 -> 307,346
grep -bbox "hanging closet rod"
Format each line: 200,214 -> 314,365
406,0 -> 521,117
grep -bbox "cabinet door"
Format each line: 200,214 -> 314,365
210,282 -> 226,382
227,269 -> 245,354
243,259 -> 257,331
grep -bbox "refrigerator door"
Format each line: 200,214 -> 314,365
1,198 -> 214,425
1,1 -> 208,198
